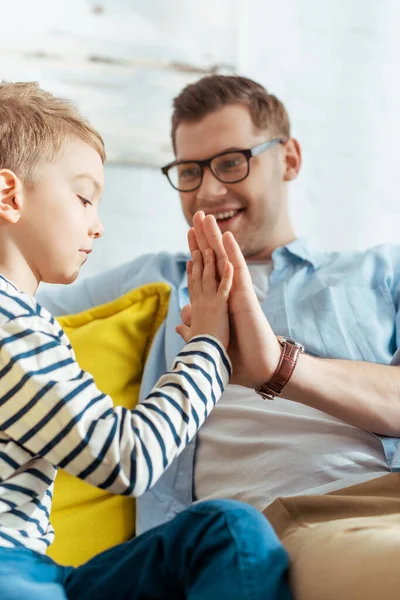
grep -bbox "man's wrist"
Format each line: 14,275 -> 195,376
255,337 -> 305,400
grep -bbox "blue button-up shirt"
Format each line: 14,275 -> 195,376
37,239 -> 400,535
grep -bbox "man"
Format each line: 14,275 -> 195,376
38,75 -> 400,600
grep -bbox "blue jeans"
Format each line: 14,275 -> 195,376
0,499 -> 291,600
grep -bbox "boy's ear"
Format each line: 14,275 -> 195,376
0,169 -> 23,224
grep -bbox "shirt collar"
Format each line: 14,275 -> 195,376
272,237 -> 325,270
0,273 -> 20,292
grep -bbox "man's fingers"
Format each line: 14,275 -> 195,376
221,231 -> 246,268
187,228 -> 199,255
222,231 -> 253,287
186,260 -> 193,299
203,214 -> 229,278
192,211 -> 209,253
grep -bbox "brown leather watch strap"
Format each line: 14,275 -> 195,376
256,338 -> 304,400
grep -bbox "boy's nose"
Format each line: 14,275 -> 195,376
90,216 -> 104,239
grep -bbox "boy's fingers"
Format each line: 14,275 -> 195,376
175,324 -> 191,343
222,232 -> 253,288
190,249 -> 204,299
217,261 -> 234,299
202,249 -> 217,296
203,215 -> 229,278
180,303 -> 192,326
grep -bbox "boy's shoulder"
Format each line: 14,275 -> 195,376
0,275 -> 62,336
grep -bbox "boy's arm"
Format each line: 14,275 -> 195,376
0,316 -> 231,497
1,249 -> 232,497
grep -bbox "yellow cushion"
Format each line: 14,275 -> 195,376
47,282 -> 171,567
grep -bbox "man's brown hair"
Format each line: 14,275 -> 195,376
171,74 -> 291,151
0,81 -> 106,184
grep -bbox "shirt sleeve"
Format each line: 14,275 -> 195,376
0,314 -> 231,497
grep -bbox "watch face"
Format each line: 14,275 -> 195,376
278,336 -> 305,352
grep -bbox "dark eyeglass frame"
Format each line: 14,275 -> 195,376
161,138 -> 287,192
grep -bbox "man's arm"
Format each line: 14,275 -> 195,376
191,212 -> 400,437
285,353 -> 400,436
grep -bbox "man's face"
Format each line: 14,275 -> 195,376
175,104 -> 300,259
17,136 -> 105,285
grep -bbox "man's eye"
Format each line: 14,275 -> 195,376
178,165 -> 200,180
219,157 -> 243,170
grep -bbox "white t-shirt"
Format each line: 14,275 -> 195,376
195,261 -> 389,510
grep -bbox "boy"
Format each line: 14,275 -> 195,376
0,82 -> 291,600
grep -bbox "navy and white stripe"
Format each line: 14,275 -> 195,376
0,275 -> 231,554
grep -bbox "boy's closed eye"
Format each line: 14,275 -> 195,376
77,195 -> 93,207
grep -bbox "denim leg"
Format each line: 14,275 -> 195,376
171,499 -> 292,600
66,499 -> 291,600
0,547 -> 67,600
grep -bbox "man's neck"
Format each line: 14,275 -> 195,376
246,231 -> 297,263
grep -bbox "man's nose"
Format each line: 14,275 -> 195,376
196,167 -> 228,203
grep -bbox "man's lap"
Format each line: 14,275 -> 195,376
263,473 -> 400,600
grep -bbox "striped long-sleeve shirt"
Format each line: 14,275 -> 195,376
0,275 -> 231,554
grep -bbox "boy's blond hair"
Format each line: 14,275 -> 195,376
0,81 -> 106,184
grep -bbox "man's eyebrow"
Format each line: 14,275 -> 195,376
73,173 -> 102,191
177,147 -> 244,162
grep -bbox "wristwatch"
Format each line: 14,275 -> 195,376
255,336 -> 305,400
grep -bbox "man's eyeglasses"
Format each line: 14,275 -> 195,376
161,138 -> 286,193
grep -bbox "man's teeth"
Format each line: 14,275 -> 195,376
214,210 -> 239,221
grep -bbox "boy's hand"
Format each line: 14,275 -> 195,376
188,211 -> 282,388
175,246 -> 233,350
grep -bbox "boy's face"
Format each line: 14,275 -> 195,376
17,136 -> 104,285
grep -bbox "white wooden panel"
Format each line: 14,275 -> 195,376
238,0 -> 400,250
0,0 -> 237,166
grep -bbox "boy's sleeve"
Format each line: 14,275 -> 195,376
0,315 -> 231,497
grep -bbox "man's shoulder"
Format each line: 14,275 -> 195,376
284,238 -> 400,277
111,250 -> 189,292
319,243 -> 400,272
77,250 -> 190,307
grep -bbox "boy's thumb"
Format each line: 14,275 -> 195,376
175,324 -> 191,343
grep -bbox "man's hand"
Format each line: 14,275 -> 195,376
186,211 -> 282,388
175,246 -> 233,350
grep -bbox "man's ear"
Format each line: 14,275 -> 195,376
0,169 -> 23,224
283,138 -> 302,182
